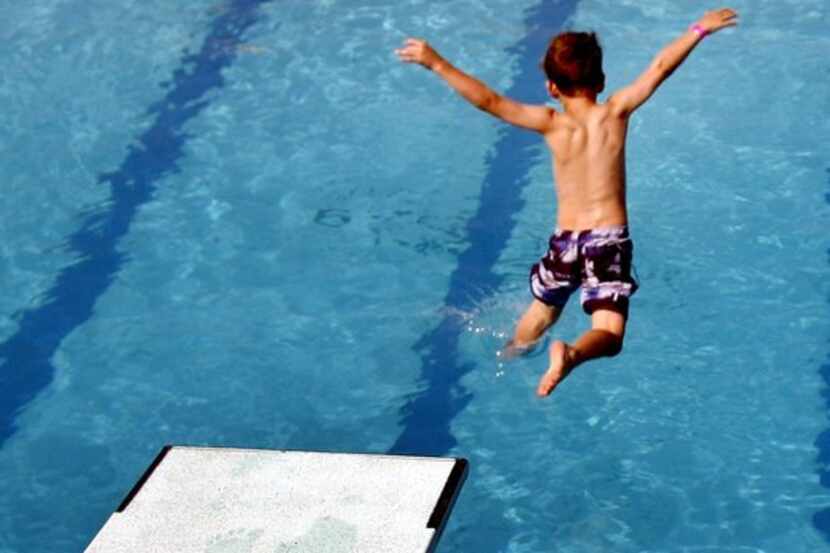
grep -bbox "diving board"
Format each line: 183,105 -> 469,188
85,446 -> 468,553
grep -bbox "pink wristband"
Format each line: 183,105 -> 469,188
690,24 -> 708,38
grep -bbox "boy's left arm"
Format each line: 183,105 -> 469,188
396,39 -> 554,133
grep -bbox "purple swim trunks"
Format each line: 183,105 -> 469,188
530,225 -> 638,316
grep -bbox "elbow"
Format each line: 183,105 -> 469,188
476,92 -> 499,113
651,57 -> 669,78
650,57 -> 677,81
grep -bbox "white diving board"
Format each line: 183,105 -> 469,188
85,446 -> 468,553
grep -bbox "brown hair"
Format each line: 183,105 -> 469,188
541,32 -> 605,95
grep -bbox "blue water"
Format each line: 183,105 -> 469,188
1,1 -> 829,552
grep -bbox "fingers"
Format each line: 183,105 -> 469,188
719,8 -> 739,25
396,50 -> 416,63
714,7 -> 739,27
397,37 -> 425,52
700,8 -> 739,33
395,38 -> 427,64
395,45 -> 419,63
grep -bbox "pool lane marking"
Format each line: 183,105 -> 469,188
389,0 -> 579,456
0,0 -> 273,447
813,165 -> 830,541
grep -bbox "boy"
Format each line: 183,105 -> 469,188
396,9 -> 738,397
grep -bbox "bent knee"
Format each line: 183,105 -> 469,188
604,332 -> 624,357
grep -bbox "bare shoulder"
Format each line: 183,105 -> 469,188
602,94 -> 630,119
486,96 -> 558,133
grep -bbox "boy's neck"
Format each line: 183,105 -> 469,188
560,92 -> 598,114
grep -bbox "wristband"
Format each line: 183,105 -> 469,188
690,24 -> 708,38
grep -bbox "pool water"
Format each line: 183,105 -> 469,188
1,1 -> 829,552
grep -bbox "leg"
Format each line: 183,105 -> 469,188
537,225 -> 637,396
536,308 -> 626,397
503,299 -> 562,358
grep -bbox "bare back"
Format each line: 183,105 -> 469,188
542,100 -> 629,231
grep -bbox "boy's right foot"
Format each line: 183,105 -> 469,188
536,340 -> 575,397
499,337 -> 547,360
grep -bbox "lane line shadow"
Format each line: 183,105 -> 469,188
814,165 -> 830,540
0,0 -> 273,447
390,0 -> 577,456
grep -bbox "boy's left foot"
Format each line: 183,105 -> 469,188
536,340 -> 575,397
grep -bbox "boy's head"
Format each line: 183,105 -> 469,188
542,32 -> 605,97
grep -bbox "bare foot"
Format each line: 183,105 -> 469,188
499,337 -> 547,360
536,340 -> 574,397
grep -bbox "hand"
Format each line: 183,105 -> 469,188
395,38 -> 445,70
696,8 -> 739,34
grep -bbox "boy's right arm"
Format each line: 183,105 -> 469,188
396,38 -> 554,133
609,8 -> 738,117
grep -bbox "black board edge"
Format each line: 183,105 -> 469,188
116,445 -> 173,513
426,458 -> 469,550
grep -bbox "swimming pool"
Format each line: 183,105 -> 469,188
0,0 -> 828,551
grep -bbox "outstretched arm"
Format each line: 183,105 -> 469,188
609,8 -> 738,117
396,38 -> 554,133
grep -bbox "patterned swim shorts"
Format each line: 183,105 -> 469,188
529,225 -> 638,315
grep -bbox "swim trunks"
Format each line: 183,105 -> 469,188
529,225 -> 638,316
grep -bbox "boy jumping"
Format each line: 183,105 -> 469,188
396,9 -> 738,397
